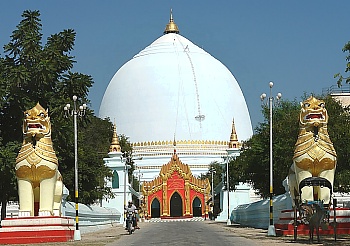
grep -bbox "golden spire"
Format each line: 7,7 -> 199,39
164,9 -> 180,34
229,118 -> 240,149
173,134 -> 177,154
109,123 -> 121,153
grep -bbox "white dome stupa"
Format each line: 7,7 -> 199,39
99,12 -> 252,146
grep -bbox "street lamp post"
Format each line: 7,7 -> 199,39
260,82 -> 282,236
121,154 -> 131,224
64,95 -> 87,241
204,183 -> 207,220
210,168 -> 216,220
226,156 -> 231,225
144,184 -> 149,220
137,167 -> 143,216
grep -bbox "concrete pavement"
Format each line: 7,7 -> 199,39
8,220 -> 350,246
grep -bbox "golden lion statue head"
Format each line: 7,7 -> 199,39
299,96 -> 328,128
22,102 -> 51,139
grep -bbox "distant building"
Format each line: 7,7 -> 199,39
323,84 -> 350,106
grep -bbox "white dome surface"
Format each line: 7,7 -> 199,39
99,33 -> 253,143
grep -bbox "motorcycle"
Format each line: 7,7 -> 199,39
126,211 -> 135,234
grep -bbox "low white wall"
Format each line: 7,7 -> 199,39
62,201 -> 121,233
1,201 -> 121,234
230,191 -> 350,229
230,193 -> 292,229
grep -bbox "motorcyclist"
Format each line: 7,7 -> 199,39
125,200 -> 139,229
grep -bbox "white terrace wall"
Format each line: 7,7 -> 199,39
230,193 -> 292,229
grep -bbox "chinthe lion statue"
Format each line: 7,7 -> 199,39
288,96 -> 337,206
15,103 -> 63,217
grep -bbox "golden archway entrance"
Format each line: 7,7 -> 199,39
142,154 -> 210,219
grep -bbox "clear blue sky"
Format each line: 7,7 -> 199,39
1,1 -> 349,130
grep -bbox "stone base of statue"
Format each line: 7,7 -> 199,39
0,216 -> 74,244
275,208 -> 350,236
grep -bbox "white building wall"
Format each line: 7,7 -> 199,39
102,151 -> 132,224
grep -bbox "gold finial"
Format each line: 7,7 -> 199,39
229,118 -> 239,149
109,123 -> 121,153
164,9 -> 180,34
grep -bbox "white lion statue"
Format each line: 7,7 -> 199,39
15,103 -> 63,217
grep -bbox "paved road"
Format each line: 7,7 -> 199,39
107,221 -> 261,246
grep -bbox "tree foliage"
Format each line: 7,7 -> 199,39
232,96 -> 350,198
118,134 -> 135,184
230,99 -> 300,198
72,116 -> 113,204
0,10 -> 114,215
201,162 -> 224,189
335,40 -> 350,86
0,141 -> 20,220
323,96 -> 350,193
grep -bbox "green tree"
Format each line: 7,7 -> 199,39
118,134 -> 135,184
322,96 -> 350,193
117,134 -> 141,202
72,116 -> 114,204
201,162 -> 224,190
0,10 -> 113,215
232,99 -> 301,198
0,141 -> 20,220
335,40 -> 350,86
233,96 -> 350,198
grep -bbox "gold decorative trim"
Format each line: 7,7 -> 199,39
138,164 -> 210,170
132,139 -> 229,147
16,165 -> 56,188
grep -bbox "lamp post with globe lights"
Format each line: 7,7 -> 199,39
226,155 -> 231,225
121,153 -> 132,223
137,166 -> 143,214
204,183 -> 207,220
260,82 -> 282,236
64,95 -> 87,241
210,168 -> 216,220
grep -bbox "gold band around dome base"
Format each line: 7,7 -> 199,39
131,139 -> 230,147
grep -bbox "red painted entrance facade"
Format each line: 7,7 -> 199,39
142,154 -> 210,219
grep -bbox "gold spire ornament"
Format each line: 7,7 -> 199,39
229,118 -> 240,149
109,123 -> 122,152
164,9 -> 180,34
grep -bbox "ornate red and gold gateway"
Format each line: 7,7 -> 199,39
142,154 -> 210,219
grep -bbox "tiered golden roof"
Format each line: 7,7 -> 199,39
109,123 -> 121,152
229,118 -> 240,149
142,154 -> 210,195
